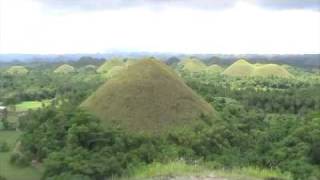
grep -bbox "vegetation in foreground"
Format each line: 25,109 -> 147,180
122,161 -> 292,180
0,131 -> 43,180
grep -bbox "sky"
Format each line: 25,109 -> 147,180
0,0 -> 319,54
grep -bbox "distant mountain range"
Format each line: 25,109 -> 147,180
0,53 -> 319,68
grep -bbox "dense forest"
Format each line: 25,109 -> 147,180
0,56 -> 319,180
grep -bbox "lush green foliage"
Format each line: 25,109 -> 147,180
0,131 -> 42,180
0,141 -> 9,152
0,68 -> 103,105
125,161 -> 292,180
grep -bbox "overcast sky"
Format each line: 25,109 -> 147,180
0,0 -> 319,54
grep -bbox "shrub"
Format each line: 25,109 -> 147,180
10,152 -> 30,167
264,178 -> 286,180
46,173 -> 91,180
0,141 -> 10,152
0,175 -> 7,180
311,142 -> 320,165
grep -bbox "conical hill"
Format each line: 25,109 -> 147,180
54,64 -> 75,74
81,59 -> 216,134
252,64 -> 293,78
96,58 -> 124,73
179,58 -> 207,73
222,59 -> 254,77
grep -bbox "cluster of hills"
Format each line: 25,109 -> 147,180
177,58 -> 292,78
178,58 -> 223,74
1,58 -> 293,79
2,64 -> 97,75
222,59 -> 293,78
79,58 -> 293,134
1,58 -> 293,135
1,54 -> 319,69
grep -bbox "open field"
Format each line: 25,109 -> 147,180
0,131 -> 42,180
15,100 -> 51,112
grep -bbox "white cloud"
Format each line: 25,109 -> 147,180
0,0 -> 319,54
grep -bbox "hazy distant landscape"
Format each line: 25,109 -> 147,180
0,0 -> 319,180
1,54 -> 319,68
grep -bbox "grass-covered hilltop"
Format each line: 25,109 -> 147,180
0,55 -> 319,180
252,64 -> 293,78
54,64 -> 75,74
81,59 -> 216,134
105,65 -> 126,78
178,58 -> 207,73
222,59 -> 256,77
205,64 -> 224,74
6,66 -> 29,75
96,58 -> 125,74
222,59 -> 293,78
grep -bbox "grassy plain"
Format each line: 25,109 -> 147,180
0,131 -> 42,180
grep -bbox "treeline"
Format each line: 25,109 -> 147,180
0,70 -> 104,105
186,74 -> 320,115
203,54 -> 320,69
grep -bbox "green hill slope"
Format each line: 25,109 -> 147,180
83,64 -> 97,70
125,59 -> 138,66
96,58 -> 124,73
106,66 -> 126,78
81,59 -> 216,134
6,66 -> 29,75
205,64 -> 223,74
223,59 -> 293,78
252,64 -> 293,78
179,58 -> 207,73
222,59 -> 254,77
54,64 -> 75,74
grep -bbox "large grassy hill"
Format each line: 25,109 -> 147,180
6,66 -> 29,75
205,64 -> 224,74
222,59 -> 255,77
106,66 -> 126,78
179,58 -> 207,73
125,58 -> 138,66
54,64 -> 75,74
96,58 -> 124,73
81,59 -> 216,134
223,59 -> 293,78
82,64 -> 97,71
252,64 -> 293,78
